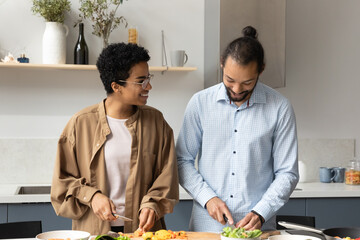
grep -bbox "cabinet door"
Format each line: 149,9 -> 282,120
276,198 -> 306,216
164,200 -> 193,231
306,198 -> 360,228
0,204 -> 7,223
8,203 -> 71,232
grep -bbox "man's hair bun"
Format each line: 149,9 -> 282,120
242,26 -> 258,40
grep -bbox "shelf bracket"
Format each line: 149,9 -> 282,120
161,66 -> 169,75
161,30 -> 168,75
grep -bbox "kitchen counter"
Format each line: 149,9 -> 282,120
1,182 -> 360,203
179,182 -> 360,200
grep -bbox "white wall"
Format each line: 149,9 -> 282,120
279,0 -> 360,157
0,0 -> 204,140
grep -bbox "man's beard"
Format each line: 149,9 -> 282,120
225,80 -> 257,103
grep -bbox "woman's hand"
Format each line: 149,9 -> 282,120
91,192 -> 117,221
138,207 -> 156,232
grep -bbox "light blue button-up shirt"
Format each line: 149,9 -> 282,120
176,82 -> 299,232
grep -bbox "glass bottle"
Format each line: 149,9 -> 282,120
74,23 -> 89,64
17,54 -> 29,63
345,160 -> 360,185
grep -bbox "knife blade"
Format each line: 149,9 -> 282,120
113,214 -> 133,221
223,214 -> 236,229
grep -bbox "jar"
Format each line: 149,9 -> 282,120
345,160 -> 360,185
128,26 -> 138,44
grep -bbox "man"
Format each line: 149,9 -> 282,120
51,43 -> 179,235
176,26 -> 298,232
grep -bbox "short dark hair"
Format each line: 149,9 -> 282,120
96,43 -> 150,94
221,26 -> 265,73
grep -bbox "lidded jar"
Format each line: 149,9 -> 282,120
345,160 -> 360,185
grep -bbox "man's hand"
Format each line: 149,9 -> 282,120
236,211 -> 262,230
138,207 -> 156,232
205,197 -> 234,225
91,192 -> 117,222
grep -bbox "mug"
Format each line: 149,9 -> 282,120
319,167 -> 335,183
333,167 -> 345,183
170,50 -> 188,67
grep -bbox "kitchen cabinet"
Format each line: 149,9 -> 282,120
0,204 -> 6,223
276,198 -> 306,216
167,197 -> 360,231
277,198 -> 360,228
6,203 -> 71,231
306,198 -> 360,228
165,200 -> 193,231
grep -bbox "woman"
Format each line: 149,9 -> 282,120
51,43 -> 179,235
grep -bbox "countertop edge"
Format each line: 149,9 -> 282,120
1,182 -> 360,203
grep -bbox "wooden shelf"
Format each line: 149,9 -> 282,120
0,63 -> 197,72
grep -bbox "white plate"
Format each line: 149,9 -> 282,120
268,235 -> 322,240
36,230 -> 91,240
221,234 -> 260,240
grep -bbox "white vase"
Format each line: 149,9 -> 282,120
298,160 -> 308,183
42,22 -> 69,64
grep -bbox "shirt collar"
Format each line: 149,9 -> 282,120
216,82 -> 267,107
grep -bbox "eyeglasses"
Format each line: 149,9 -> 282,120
117,74 -> 154,90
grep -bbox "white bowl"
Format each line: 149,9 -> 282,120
268,235 -> 322,240
36,230 -> 91,240
221,234 -> 260,240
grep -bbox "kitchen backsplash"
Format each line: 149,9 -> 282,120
298,138 -> 355,182
0,138 -> 58,184
0,138 -> 355,184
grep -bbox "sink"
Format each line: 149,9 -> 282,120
16,186 -> 51,195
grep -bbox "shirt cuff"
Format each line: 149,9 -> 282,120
74,186 -> 101,207
196,187 -> 218,208
252,203 -> 273,222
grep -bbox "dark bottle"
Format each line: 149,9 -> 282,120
74,23 -> 89,64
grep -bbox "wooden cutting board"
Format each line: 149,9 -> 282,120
131,232 -> 220,240
130,230 -> 281,240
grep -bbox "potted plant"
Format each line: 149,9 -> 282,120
31,0 -> 71,23
76,0 -> 128,48
31,0 -> 71,64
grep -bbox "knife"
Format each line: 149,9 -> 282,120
113,214 -> 133,221
223,214 -> 236,229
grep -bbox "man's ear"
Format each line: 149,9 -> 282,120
259,64 -> 265,75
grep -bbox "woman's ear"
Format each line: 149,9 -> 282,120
111,82 -> 121,93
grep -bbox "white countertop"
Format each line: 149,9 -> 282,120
1,182 -> 360,204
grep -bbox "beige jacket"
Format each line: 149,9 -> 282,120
51,100 -> 179,235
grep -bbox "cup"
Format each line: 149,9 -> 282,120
319,167 -> 335,183
333,167 -> 345,183
170,50 -> 188,67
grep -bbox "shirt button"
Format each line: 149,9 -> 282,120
96,143 -> 100,147
83,197 -> 87,200
233,151 -> 236,154
232,172 -> 235,175
230,195 -> 233,198
234,129 -> 237,132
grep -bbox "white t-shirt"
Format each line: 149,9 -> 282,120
105,116 -> 131,227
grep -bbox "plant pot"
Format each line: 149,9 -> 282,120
42,22 -> 69,64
